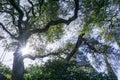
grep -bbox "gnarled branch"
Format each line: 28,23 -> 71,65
31,0 -> 79,34
0,10 -> 17,26
65,33 -> 85,61
8,0 -> 24,34
27,0 -> 36,17
22,52 -> 58,60
0,22 -> 18,39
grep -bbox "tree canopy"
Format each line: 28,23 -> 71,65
0,0 -> 120,80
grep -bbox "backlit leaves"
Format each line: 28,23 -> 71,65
46,24 -> 64,42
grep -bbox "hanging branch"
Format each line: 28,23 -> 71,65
31,0 -> 79,33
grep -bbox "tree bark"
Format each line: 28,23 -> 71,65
12,46 -> 25,80
65,34 -> 84,61
103,54 -> 117,80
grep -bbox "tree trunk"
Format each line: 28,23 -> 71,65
103,54 -> 117,80
12,47 -> 25,80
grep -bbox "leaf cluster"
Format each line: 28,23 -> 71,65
24,59 -> 111,80
0,63 -> 11,80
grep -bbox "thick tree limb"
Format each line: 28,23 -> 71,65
0,22 -> 18,39
103,53 -> 117,79
83,38 -> 120,58
65,33 -> 85,61
84,39 -> 101,53
22,52 -> 58,60
83,38 -> 117,79
83,38 -> 109,53
8,0 -> 24,34
31,0 -> 79,33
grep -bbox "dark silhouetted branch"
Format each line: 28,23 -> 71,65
0,36 -> 4,40
0,22 -> 18,39
31,0 -> 79,33
8,0 -> 24,34
27,0 -> 36,17
0,10 -> 17,26
23,52 -> 58,60
65,33 -> 85,61
84,39 -> 101,53
83,38 -> 109,53
103,53 -> 117,79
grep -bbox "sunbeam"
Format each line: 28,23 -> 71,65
20,43 -> 33,55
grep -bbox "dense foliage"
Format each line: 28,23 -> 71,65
24,59 -> 112,80
0,60 -> 117,80
0,0 -> 120,80
0,63 -> 11,80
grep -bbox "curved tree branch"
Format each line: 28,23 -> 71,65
23,33 -> 84,61
22,52 -> 58,60
8,0 -> 24,34
31,0 -> 79,34
0,10 -> 17,26
84,39 -> 101,53
0,22 -> 18,39
103,53 -> 117,79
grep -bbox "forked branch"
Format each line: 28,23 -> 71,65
8,0 -> 24,34
31,0 -> 79,33
0,22 -> 18,39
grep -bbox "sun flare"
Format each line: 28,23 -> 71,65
20,43 -> 33,55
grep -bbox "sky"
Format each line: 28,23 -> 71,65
1,17 -> 120,80
0,17 -> 82,68
0,0 -> 120,80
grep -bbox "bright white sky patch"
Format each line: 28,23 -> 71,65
21,43 -> 34,55
87,53 -> 107,73
21,46 -> 30,55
